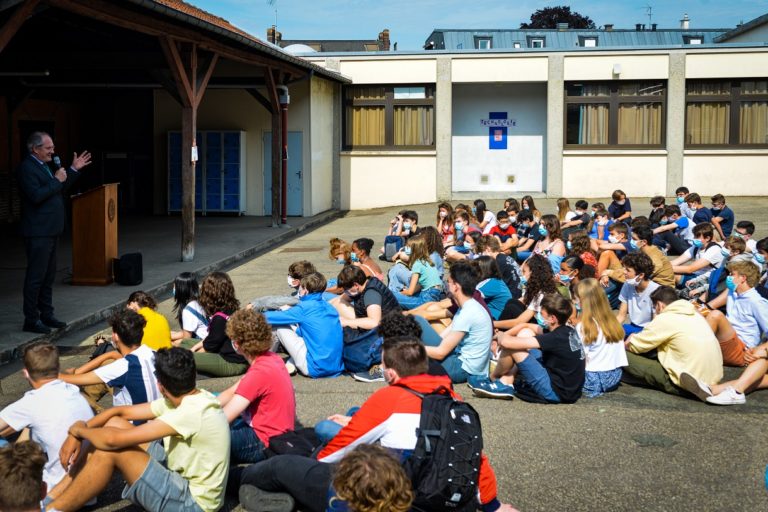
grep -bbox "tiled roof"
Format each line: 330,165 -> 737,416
153,0 -> 259,42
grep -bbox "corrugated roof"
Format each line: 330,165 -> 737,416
428,28 -> 731,50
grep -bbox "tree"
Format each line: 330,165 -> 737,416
520,6 -> 596,29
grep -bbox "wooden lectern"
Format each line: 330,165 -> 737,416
71,183 -> 118,285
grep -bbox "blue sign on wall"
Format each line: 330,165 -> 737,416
487,112 -> 508,150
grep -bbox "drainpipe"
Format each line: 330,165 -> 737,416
277,85 -> 290,224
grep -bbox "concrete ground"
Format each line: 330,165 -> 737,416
1,197 -> 767,511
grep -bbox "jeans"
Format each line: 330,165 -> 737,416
230,418 -> 268,464
392,286 -> 442,311
387,263 -> 412,292
515,348 -> 561,403
314,407 -> 359,443
653,231 -> 690,256
583,368 -> 623,398
516,250 -> 532,263
419,317 -> 471,383
238,455 -> 334,512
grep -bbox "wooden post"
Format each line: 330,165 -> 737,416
265,69 -> 282,227
0,0 -> 40,55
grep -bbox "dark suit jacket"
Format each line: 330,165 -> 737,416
17,155 -> 80,237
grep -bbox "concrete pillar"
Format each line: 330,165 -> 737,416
435,56 -> 452,201
546,54 -> 564,198
666,51 -> 686,196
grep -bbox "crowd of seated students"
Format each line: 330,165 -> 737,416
3,189 -> 767,512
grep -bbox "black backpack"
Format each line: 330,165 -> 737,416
397,385 -> 484,512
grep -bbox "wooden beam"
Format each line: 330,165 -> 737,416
159,36 -> 192,107
149,68 -> 183,105
246,88 -> 273,114
265,68 -> 281,227
194,52 -> 218,106
0,0 -> 41,55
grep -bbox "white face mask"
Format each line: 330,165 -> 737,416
499,223 -> 510,230
287,275 -> 298,288
439,210 -> 448,218
626,276 -> 642,287
608,235 -> 620,244
509,216 -> 517,223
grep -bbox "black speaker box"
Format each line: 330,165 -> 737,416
114,253 -> 143,286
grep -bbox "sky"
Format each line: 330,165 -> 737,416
191,0 -> 768,50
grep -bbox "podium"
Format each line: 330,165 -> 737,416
71,183 -> 118,285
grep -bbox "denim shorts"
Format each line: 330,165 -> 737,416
122,441 -> 204,512
583,368 -> 623,398
230,417 -> 268,464
515,348 -> 561,403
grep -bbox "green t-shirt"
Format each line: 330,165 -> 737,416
150,390 -> 230,512
412,259 -> 442,290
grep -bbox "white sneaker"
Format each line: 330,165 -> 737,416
679,372 -> 712,402
284,360 -> 297,376
705,386 -> 746,406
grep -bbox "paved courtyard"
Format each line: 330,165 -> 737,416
1,197 -> 767,511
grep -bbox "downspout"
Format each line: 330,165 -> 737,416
277,84 -> 289,224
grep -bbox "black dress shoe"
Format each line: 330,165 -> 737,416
41,317 -> 66,329
23,320 -> 51,334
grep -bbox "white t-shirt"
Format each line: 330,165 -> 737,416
182,300 -> 209,339
94,344 -> 160,407
526,292 -> 544,313
746,238 -> 758,253
481,210 -> 498,235
0,380 -> 93,488
577,322 -> 628,372
683,243 -> 725,277
619,280 -> 660,327
564,211 -> 577,221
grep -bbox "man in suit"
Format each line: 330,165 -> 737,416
18,131 -> 91,334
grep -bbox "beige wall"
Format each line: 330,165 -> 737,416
309,76 -> 335,215
684,152 -> 768,196
562,153 -> 667,197
564,54 -> 668,80
335,59 -> 436,84
686,52 -> 768,78
340,154 -> 436,209
451,57 -> 548,82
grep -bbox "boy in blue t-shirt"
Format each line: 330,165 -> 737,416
652,205 -> 694,256
685,193 -> 713,225
675,186 -> 695,220
710,193 -> 734,239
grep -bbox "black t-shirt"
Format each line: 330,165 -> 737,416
362,288 -> 382,308
535,325 -> 585,403
571,213 -> 591,229
518,223 -> 543,242
495,253 -> 522,299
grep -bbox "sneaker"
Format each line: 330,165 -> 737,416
470,377 -> 515,400
706,386 -> 746,406
679,372 -> 712,402
284,360 -> 297,376
239,484 -> 295,512
352,365 -> 384,382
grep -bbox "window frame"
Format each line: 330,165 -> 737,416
683,35 -> 703,45
527,36 -> 545,48
579,36 -> 598,47
563,80 -> 667,149
343,84 -> 436,151
474,36 -> 492,50
685,78 -> 768,148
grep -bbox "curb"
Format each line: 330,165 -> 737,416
0,210 -> 343,366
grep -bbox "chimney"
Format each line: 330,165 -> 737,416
651,23 -> 657,31
266,26 -> 282,44
378,29 -> 391,51
557,22 -> 569,31
680,14 -> 690,30
604,24 -> 614,31
635,23 -> 643,31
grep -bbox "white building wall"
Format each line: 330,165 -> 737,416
340,154 -> 436,209
452,83 -> 547,193
686,52 -> 768,78
562,153 -> 667,197
451,57 -> 548,82
564,54 -> 668,80
309,76 -> 335,215
336,59 -> 436,84
684,152 -> 768,196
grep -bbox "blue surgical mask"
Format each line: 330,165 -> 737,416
520,276 -> 528,286
535,312 -> 548,327
630,239 -> 639,250
589,211 -> 596,218
337,258 -> 346,265
454,222 -> 463,231
692,239 -> 704,249
472,207 -> 477,215
523,205 -> 530,210
608,235 -> 620,244
725,275 -> 737,292
403,222 -> 412,230
566,241 -> 573,251
404,246 -> 412,256
733,231 -> 745,239
676,196 -> 685,204
574,302 -> 582,314
463,241 -> 472,250
660,219 -> 668,225
350,253 -> 359,263
721,248 -> 730,258
755,253 -> 766,265
520,223 -> 529,229
172,287 -> 176,298
559,273 -> 572,284
538,225 -> 548,237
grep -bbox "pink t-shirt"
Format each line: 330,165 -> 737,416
235,352 -> 295,446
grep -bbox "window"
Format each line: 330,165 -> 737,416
565,81 -> 666,147
527,36 -> 545,48
513,42 -> 521,49
474,37 -> 492,49
683,35 -> 703,45
344,85 -> 435,149
685,79 -> 768,146
579,36 -> 598,47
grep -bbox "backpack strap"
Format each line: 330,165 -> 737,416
184,304 -> 209,326
394,384 -> 451,453
211,311 -> 229,321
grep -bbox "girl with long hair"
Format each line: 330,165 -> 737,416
475,256 -> 513,320
520,195 -> 541,222
351,237 -> 383,280
556,197 -> 576,223
572,278 -> 627,397
534,214 -> 567,274
568,229 -> 598,268
494,254 -> 557,329
473,199 -> 497,235
170,272 -> 208,344
436,202 -> 455,247
182,271 -> 247,376
389,236 -> 443,310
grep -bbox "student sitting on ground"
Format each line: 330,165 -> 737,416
420,261 -> 492,383
264,272 -> 344,378
671,223 -> 724,286
533,214 -> 566,274
419,226 -> 446,279
608,189 -> 632,224
595,221 -> 633,278
616,253 -> 660,337
382,211 -> 420,262
494,254 -> 558,330
648,195 -> 666,228
170,272 -> 208,344
685,193 -> 714,226
475,235 -> 523,299
436,202 -> 455,247
514,210 -> 543,262
588,209 -> 614,244
652,204 -> 695,256
734,220 -> 758,253
181,271 -> 248,377
218,309 -> 296,463
475,256 -> 513,321
445,211 -> 481,260
675,186 -> 695,219
561,199 -> 591,240
60,309 -> 160,412
126,291 -> 171,350
388,237 -> 443,310
573,279 -> 627,398
623,287 -> 722,397
48,347 -> 231,512
249,260 -> 316,312
350,237 -> 384,280
630,225 -> 675,287
567,229 -> 598,268
521,195 -> 542,222
488,210 -> 519,256
0,342 -> 93,500
236,338 -> 515,512
333,265 -> 401,332
0,441 -> 48,512
555,255 -> 584,298
473,198 -> 497,234
699,261 -> 768,367
472,293 -> 584,403
710,193 -> 735,240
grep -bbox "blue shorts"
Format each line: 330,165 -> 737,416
583,368 -> 623,398
515,349 -> 561,403
122,441 -> 204,512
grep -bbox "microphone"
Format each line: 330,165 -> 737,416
53,155 -> 62,168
